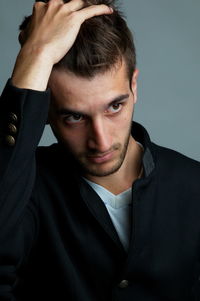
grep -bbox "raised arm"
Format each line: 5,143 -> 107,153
0,0 -> 112,233
12,0 -> 112,91
0,1 -> 112,299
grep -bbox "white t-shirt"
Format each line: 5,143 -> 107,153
84,178 -> 132,252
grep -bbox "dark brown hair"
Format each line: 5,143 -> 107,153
19,0 -> 136,80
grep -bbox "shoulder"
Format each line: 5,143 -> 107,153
150,143 -> 200,208
152,143 -> 200,186
35,143 -> 68,172
36,143 -> 58,161
35,143 -> 75,173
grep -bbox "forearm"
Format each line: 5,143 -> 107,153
11,46 -> 53,91
0,80 -> 50,239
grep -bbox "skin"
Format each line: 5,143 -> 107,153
11,0 -> 113,90
48,62 -> 143,194
10,0 -> 143,194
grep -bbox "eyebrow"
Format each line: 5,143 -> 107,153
56,94 -> 130,117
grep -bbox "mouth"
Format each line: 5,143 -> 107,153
87,150 -> 115,164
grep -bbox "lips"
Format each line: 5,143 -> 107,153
87,150 -> 115,164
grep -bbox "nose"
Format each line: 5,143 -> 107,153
87,118 -> 112,153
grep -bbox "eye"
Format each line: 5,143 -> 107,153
107,103 -> 122,113
63,114 -> 83,124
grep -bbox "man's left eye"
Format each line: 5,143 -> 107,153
107,103 -> 122,113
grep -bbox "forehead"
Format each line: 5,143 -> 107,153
48,61 -> 130,110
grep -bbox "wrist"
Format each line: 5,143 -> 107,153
11,45 -> 54,91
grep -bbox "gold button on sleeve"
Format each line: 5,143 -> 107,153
118,279 -> 129,289
8,124 -> 17,134
9,113 -> 18,123
5,135 -> 16,146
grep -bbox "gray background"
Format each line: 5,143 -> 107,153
0,0 -> 199,161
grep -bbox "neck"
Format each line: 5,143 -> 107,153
85,137 -> 144,195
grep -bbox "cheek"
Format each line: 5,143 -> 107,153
116,105 -> 133,128
117,106 -> 134,137
61,129 -> 86,152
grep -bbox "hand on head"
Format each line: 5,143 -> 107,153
12,0 -> 113,90
19,0 -> 113,65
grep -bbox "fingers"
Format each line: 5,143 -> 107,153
32,1 -> 47,18
76,4 -> 113,22
33,0 -> 112,19
65,0 -> 85,12
33,1 -> 47,11
46,0 -> 64,7
47,0 -> 85,13
33,0 -> 63,13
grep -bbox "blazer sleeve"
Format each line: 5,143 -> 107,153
0,79 -> 50,299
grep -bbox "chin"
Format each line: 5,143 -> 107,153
82,159 -> 123,178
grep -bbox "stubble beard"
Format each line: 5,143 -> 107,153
76,121 -> 133,178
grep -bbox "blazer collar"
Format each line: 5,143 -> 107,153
130,121 -> 156,178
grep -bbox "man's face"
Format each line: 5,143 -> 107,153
48,61 -> 138,178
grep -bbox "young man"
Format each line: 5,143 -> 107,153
0,0 -> 200,300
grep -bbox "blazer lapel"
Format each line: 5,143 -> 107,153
78,178 -> 126,254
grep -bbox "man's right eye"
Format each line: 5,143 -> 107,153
63,114 -> 83,124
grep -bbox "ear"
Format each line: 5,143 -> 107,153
131,69 -> 139,104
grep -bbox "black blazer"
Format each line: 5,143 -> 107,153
0,80 -> 200,301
